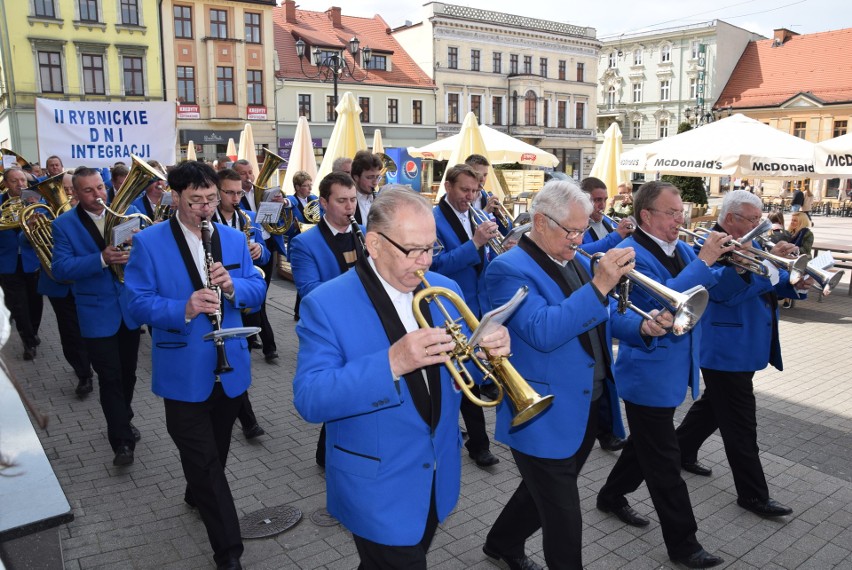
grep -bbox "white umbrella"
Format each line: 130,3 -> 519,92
619,114 -> 816,179
226,138 -> 238,163
589,123 -> 628,197
435,112 -> 502,198
238,123 -> 259,179
316,92 -> 368,182
372,129 -> 385,154
814,133 -> 852,176
282,116 -> 318,195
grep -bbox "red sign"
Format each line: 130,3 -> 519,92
520,153 -> 537,162
177,104 -> 200,119
247,106 -> 267,120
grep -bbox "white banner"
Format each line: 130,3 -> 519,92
35,99 -> 177,168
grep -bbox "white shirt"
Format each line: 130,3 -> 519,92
85,208 -> 109,267
446,201 -> 473,240
356,192 -> 373,222
589,219 -> 607,239
323,216 -> 351,236
638,226 -> 678,257
177,215 -> 209,286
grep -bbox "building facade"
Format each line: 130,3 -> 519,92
0,0 -> 163,161
393,2 -> 600,180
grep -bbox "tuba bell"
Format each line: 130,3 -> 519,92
375,152 -> 397,186
19,172 -> 72,281
252,148 -> 294,236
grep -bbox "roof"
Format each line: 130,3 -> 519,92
716,27 -> 852,109
273,6 -> 435,90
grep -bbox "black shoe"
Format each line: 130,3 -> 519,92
23,346 -> 36,360
216,557 -> 242,570
33,335 -> 41,347
470,449 -> 499,468
243,423 -> 265,440
264,351 -> 279,363
598,433 -> 627,451
483,543 -> 542,570
597,502 -> 650,527
671,548 -> 724,568
737,497 -> 793,517
480,382 -> 500,401
249,339 -> 263,351
682,461 -> 713,477
130,423 -> 141,442
75,377 -> 93,397
184,490 -> 196,509
113,445 -> 134,466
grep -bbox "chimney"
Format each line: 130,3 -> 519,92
283,0 -> 296,24
326,7 -> 342,29
772,28 -> 798,46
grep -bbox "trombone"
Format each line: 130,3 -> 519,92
412,270 -> 553,426
570,245 -> 709,336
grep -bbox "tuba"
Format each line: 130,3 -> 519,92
375,152 -> 397,186
19,172 -> 72,280
252,148 -> 294,236
412,270 -> 554,427
0,148 -> 30,194
98,155 -> 159,282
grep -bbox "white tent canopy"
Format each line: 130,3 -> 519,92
814,132 -> 852,176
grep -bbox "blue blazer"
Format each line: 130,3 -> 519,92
582,216 -> 626,255
289,221 -> 365,299
52,205 -> 141,338
18,232 -> 40,274
431,203 -> 488,317
293,269 -> 468,546
612,235 -> 722,408
124,220 -> 267,402
0,194 -> 20,273
17,219 -> 71,296
130,194 -> 155,220
474,189 -> 513,235
214,209 -> 270,269
483,242 -> 648,458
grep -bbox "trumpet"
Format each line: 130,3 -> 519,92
570,245 -> 709,336
412,270 -> 553,426
482,192 -> 513,228
679,226 -> 769,277
470,207 -> 506,255
604,214 -> 635,232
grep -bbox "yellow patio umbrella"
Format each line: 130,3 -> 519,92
316,92 -> 368,182
438,112 -> 502,199
372,129 -> 385,154
282,116 -> 319,195
589,122 -> 629,198
238,123 -> 259,180
226,138 -> 238,163
186,140 -> 196,161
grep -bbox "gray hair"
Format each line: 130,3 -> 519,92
633,180 -> 679,225
719,189 -> 763,221
530,179 -> 592,222
367,187 -> 431,234
332,156 -> 353,172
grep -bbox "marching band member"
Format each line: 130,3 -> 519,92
130,160 -> 168,220
124,161 -> 266,570
332,156 -> 353,175
45,155 -> 65,177
293,187 -> 511,568
286,170 -> 320,229
464,154 -> 512,236
351,150 -> 382,224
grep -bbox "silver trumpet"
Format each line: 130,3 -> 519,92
571,245 -> 709,336
470,207 -> 506,255
679,226 -> 770,277
604,214 -> 635,232
763,240 -> 844,294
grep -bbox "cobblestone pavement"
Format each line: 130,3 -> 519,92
5,215 -> 852,569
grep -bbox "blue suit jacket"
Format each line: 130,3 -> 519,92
130,194 -> 155,220
474,189 -> 513,236
290,221 -> 365,299
582,216 -> 626,255
431,203 -> 488,317
612,234 -> 722,407
483,242 -> 648,458
52,205 -> 141,338
0,194 -> 20,273
124,220 -> 267,402
293,269 -> 468,546
214,209 -> 270,268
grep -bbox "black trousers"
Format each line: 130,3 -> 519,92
596,380 -> 617,439
598,402 -> 701,560
677,369 -> 769,502
48,292 -> 92,380
487,401 -> 598,569
245,239 -> 277,355
85,322 -> 141,451
353,478 -> 439,570
461,386 -> 490,454
236,391 -> 257,429
0,260 -> 42,349
165,384 -> 244,566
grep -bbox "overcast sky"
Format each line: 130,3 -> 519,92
290,0 -> 848,40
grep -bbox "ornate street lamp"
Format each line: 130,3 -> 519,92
295,36 -> 371,112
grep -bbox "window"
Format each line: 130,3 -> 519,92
34,0 -> 56,18
608,52 -> 617,68
492,96 -> 503,126
607,86 -> 616,109
365,55 -> 387,70
120,0 -> 139,25
447,47 -> 458,69
244,12 -> 260,44
412,100 -> 422,125
176,66 -> 195,103
298,94 -> 311,120
539,57 -> 547,78
524,91 -> 536,126
470,95 -> 481,123
523,56 -> 532,75
174,5 -> 192,38
509,54 -> 519,74
632,82 -> 642,103
793,121 -> 806,139
557,100 -> 567,128
660,79 -> 670,101
217,66 -> 234,104
543,99 -> 549,127
576,62 -> 584,82
388,98 -> 398,124
471,49 -> 480,72
79,0 -> 98,22
632,120 -> 641,139
326,96 -> 335,121
493,52 -> 502,73
633,48 -> 642,66
447,93 -> 459,123
247,70 -> 262,105
123,56 -> 144,96
82,54 -> 105,95
511,92 -> 517,125
834,120 -> 848,138
689,78 -> 697,100
210,9 -> 227,39
691,40 -> 700,59
659,118 -> 669,138
661,44 -> 671,63
359,97 -> 370,123
575,102 -> 585,129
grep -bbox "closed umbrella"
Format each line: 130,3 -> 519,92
238,123 -> 260,181
186,140 -> 196,161
589,123 -> 628,197
282,116 -> 318,195
372,129 -> 385,154
226,138 -> 238,163
316,92 -> 368,182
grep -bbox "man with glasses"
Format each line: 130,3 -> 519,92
293,187 -> 511,569
596,181 -> 733,568
350,150 -> 382,224
432,163 -> 501,468
124,161 -> 266,570
676,190 -> 804,518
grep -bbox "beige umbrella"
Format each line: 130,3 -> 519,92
186,140 -> 197,161
589,123 -> 628,198
226,138 -> 238,163
437,112 -> 502,199
238,123 -> 260,179
316,92 -> 368,182
372,129 -> 385,154
814,132 -> 852,176
282,116 -> 319,195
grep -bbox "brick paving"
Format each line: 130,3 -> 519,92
5,215 -> 852,569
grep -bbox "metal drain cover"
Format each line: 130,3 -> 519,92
240,505 -> 302,539
310,508 -> 339,527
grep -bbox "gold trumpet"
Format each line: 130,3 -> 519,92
253,148 -> 294,236
484,192 -> 513,228
412,270 -> 554,426
19,172 -> 72,280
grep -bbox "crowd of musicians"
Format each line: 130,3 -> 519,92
0,147 -> 816,570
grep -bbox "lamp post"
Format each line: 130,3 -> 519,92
295,36 -> 371,113
684,105 -> 732,127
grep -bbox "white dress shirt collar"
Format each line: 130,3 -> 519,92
638,226 -> 678,257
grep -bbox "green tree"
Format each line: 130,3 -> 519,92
661,122 -> 707,205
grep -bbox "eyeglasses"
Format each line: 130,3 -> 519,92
648,208 -> 685,220
187,198 -> 220,210
378,232 -> 444,258
732,212 -> 762,226
220,190 -> 245,198
542,213 -> 589,240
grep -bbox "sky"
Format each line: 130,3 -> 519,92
290,0 -> 849,40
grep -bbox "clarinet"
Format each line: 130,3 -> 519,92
200,220 -> 233,375
349,215 -> 367,257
